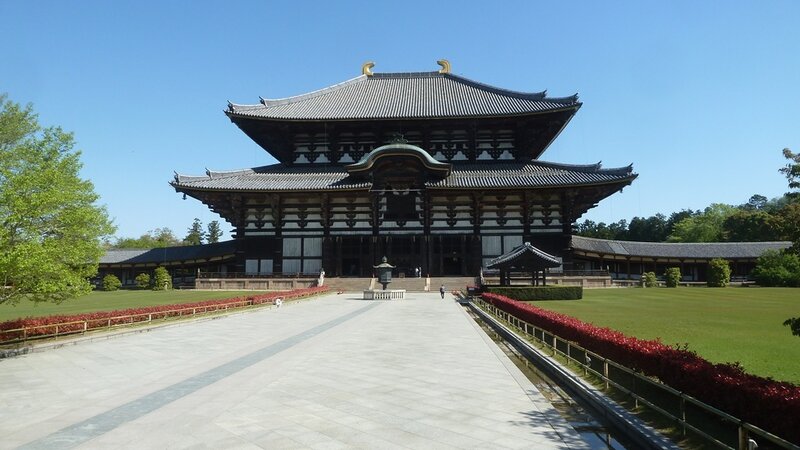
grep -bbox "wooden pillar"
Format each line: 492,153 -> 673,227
471,193 -> 481,235
626,257 -> 631,280
423,236 -> 431,277
233,196 -> 247,273
522,192 -> 531,237
369,237 -> 376,276
460,235 -> 467,275
335,237 -> 342,276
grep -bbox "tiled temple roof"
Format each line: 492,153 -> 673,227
486,242 -> 561,270
171,160 -> 636,192
570,236 -> 792,259
100,241 -> 236,266
226,71 -> 580,121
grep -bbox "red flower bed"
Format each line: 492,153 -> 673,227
482,292 -> 800,444
0,287 -> 329,342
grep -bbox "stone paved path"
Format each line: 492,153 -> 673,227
0,293 -> 589,449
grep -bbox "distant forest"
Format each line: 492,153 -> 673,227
575,193 -> 799,245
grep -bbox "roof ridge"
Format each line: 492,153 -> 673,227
532,159 -> 636,175
371,71 -> 441,78
228,74 -> 368,112
205,168 -> 255,179
442,73 -> 555,102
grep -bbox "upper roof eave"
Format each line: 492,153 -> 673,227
225,70 -> 581,122
224,104 -> 582,123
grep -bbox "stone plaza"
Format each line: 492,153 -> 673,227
0,293 -> 590,449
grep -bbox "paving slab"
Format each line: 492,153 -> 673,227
0,293 -> 589,449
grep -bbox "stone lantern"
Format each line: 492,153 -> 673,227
373,256 -> 395,290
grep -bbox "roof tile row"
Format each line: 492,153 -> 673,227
172,161 -> 636,192
571,235 -> 792,259
227,72 -> 580,121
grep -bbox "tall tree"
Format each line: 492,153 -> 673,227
184,218 -> 204,245
722,210 -> 779,242
206,220 -> 223,243
665,209 -> 697,236
628,214 -> 668,242
113,228 -> 181,249
668,204 -> 736,242
779,148 -> 800,194
741,194 -> 768,211
0,94 -> 114,305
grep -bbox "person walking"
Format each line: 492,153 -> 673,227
439,284 -> 445,299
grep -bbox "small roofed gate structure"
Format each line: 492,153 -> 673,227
486,242 -> 561,286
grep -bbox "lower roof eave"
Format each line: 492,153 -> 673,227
173,178 -> 635,196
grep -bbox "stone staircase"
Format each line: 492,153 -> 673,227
324,276 -> 475,292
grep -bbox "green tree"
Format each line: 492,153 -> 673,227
666,209 -> 698,237
751,250 -> 800,287
741,194 -> 768,211
707,258 -> 731,287
113,228 -> 181,249
0,95 -> 114,305
575,219 -> 628,240
642,272 -> 657,288
206,220 -> 223,243
152,266 -> 172,290
102,274 -> 122,291
184,218 -> 203,246
722,210 -> 780,242
134,272 -> 151,289
774,201 -> 800,252
779,148 -> 800,193
664,267 -> 681,287
668,204 -> 736,242
628,214 -> 668,242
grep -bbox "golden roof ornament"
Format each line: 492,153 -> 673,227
362,61 -> 375,76
437,59 -> 451,74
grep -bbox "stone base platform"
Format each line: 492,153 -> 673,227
363,289 -> 406,300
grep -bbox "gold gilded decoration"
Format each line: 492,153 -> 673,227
437,59 -> 451,74
362,61 -> 375,76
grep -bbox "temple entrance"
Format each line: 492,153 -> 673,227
433,235 -> 468,276
339,236 -> 371,277
382,236 -> 421,278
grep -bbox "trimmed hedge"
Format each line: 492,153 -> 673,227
480,292 -> 800,444
664,267 -> 681,288
485,286 -> 582,300
707,258 -> 731,287
101,274 -> 122,291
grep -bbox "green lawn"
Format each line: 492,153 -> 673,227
0,290 -> 265,322
528,287 -> 800,384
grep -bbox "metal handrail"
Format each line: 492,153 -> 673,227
472,297 -> 799,450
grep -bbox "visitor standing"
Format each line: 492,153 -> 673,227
439,284 -> 445,299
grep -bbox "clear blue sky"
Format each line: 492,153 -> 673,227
3,1 -> 798,240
